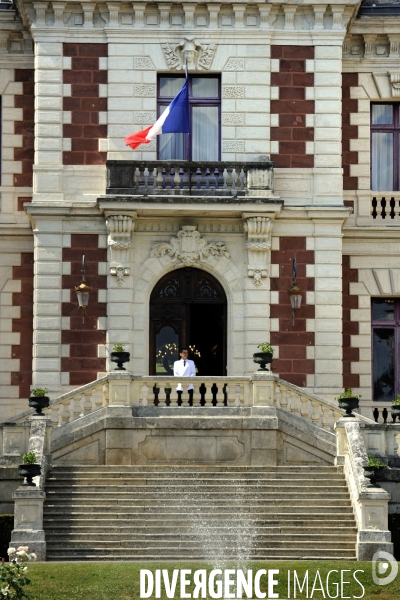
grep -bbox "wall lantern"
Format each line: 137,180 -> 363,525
74,255 -> 92,324
288,258 -> 303,327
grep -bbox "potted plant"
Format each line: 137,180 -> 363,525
110,343 -> 130,371
392,394 -> 400,422
253,342 -> 274,371
18,452 -> 41,487
335,388 -> 361,417
28,387 -> 49,415
364,455 -> 386,487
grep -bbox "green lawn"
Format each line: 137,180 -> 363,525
26,561 -> 400,599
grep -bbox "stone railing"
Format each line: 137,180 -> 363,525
336,419 -> 393,560
7,377 -> 109,427
371,195 -> 400,220
5,372 -> 374,433
106,160 -> 274,197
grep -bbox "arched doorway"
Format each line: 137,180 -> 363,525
150,268 -> 227,376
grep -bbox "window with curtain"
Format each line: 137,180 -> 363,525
371,298 -> 400,401
371,103 -> 400,191
158,75 -> 220,161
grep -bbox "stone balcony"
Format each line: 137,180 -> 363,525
105,159 -> 275,199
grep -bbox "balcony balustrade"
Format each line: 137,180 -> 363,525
106,160 -> 274,198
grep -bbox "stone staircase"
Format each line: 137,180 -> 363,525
43,465 -> 357,561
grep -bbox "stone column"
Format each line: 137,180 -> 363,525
313,42 -> 343,205
242,209 -> 281,374
33,38 -> 64,202
310,211 -> 349,396
31,217 -> 64,390
104,210 -> 136,369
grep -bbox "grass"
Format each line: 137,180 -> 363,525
26,561 -> 400,599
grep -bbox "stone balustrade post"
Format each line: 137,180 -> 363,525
10,416 -> 51,561
251,372 -> 276,406
108,373 -> 132,406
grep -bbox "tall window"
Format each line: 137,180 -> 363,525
371,298 -> 400,401
157,75 -> 220,161
371,103 -> 400,191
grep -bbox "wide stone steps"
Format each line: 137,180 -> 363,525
43,465 -> 357,560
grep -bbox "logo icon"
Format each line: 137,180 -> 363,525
372,550 -> 398,586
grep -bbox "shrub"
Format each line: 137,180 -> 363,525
21,453 -> 37,465
256,342 -> 274,355
112,344 -> 125,352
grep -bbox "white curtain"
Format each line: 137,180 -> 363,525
192,106 -> 219,160
371,104 -> 393,125
371,132 -> 393,190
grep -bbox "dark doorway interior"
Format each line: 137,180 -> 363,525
150,267 -> 227,376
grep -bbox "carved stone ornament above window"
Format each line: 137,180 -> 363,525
389,72 -> 400,98
150,226 -> 229,267
105,214 -> 135,285
161,37 -> 217,71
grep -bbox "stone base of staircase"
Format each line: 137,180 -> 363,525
44,465 -> 357,561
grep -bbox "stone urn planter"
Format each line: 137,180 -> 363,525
18,464 -> 41,487
110,351 -> 130,371
253,352 -> 273,372
338,397 -> 359,417
28,396 -> 50,415
364,466 -> 384,488
392,405 -> 400,423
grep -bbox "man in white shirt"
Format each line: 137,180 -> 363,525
174,348 -> 196,396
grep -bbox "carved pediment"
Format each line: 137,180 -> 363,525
162,37 -> 217,71
150,226 -> 229,267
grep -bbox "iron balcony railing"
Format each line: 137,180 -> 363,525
106,160 -> 274,197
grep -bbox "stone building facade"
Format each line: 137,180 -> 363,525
0,0 -> 399,421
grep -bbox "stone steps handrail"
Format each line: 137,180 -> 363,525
4,372 -> 374,431
6,376 -> 109,427
335,419 -> 392,560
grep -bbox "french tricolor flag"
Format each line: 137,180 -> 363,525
124,75 -> 190,150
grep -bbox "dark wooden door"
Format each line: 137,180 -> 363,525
149,268 -> 227,376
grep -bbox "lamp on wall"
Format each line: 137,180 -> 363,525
288,257 -> 302,327
74,255 -> 92,324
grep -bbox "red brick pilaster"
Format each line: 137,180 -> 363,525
14,69 -> 34,187
63,43 -> 108,166
342,73 -> 359,191
11,253 -> 34,398
270,238 -> 315,387
342,255 -> 359,388
270,46 -> 314,168
61,235 -> 107,386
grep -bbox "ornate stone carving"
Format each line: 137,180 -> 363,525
222,86 -> 245,98
134,111 -> 157,124
106,215 -> 135,285
161,37 -> 217,71
222,113 -> 244,125
222,140 -> 244,152
244,216 -> 272,286
224,57 -> 244,71
134,56 -> 155,70
389,72 -> 400,97
364,34 -> 376,58
150,226 -> 230,267
134,85 -> 156,97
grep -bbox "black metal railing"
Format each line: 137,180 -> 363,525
106,160 -> 274,197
